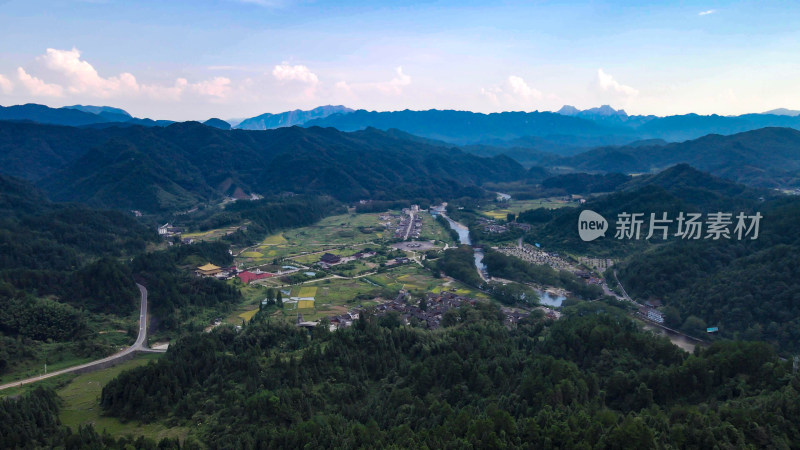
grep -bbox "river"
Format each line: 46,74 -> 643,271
436,204 -> 566,306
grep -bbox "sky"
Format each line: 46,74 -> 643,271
0,0 -> 799,121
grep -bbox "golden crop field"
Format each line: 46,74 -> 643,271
297,286 -> 318,298
297,300 -> 315,309
239,309 -> 258,321
261,233 -> 288,245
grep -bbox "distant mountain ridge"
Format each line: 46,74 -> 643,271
762,108 -> 800,117
236,105 -> 353,130
0,103 -> 172,128
558,127 -> 800,188
304,107 -> 800,145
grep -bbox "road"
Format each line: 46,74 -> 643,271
0,283 -> 163,392
403,210 -> 416,240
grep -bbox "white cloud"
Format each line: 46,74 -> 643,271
698,9 -> 716,16
374,66 -> 411,95
507,75 -> 542,100
272,63 -> 319,85
16,67 -> 64,97
481,75 -> 542,108
13,48 -> 235,102
188,76 -> 232,98
596,69 -> 639,96
0,74 -> 12,94
38,48 -> 138,97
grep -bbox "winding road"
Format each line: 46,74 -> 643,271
0,283 -> 164,392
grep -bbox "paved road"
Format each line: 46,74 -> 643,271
0,283 -> 163,392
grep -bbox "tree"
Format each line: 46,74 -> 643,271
507,212 -> 516,223
419,297 -> 428,311
276,291 -> 283,308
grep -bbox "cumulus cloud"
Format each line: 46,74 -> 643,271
596,69 -> 639,96
272,63 -> 319,85
188,76 -> 232,98
507,75 -> 542,100
482,75 -> 542,108
698,9 -> 716,16
38,48 -> 138,97
17,67 -> 64,97
12,48 -> 235,102
0,74 -> 12,94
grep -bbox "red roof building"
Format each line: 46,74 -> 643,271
237,271 -> 274,284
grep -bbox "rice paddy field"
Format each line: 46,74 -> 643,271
234,212 -> 394,268
481,198 -> 574,220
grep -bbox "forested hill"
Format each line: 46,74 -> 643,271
0,174 -> 157,374
517,164 -> 766,256
94,303 -> 800,448
0,121 -> 526,212
558,127 -> 800,188
616,194 -> 800,353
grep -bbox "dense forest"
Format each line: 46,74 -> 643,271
514,164 -> 764,257
0,174 -> 157,375
616,195 -> 800,353
178,194 -> 345,246
95,302 -> 800,448
0,121 -> 527,212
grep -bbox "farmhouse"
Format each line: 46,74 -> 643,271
320,253 -> 342,265
237,270 -> 274,284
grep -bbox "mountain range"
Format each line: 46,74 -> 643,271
234,105 -> 353,130
555,127 -> 800,188
0,120 -> 525,212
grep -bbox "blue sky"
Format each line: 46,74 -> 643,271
0,0 -> 798,120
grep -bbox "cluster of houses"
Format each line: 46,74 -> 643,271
637,306 -> 666,324
497,244 -> 572,271
478,217 -> 533,234
374,291 -> 477,329
393,206 -> 423,240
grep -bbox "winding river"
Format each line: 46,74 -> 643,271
435,203 -> 566,306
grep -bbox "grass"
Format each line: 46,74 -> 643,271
57,353 -> 189,442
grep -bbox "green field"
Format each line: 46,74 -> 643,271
481,198 -> 575,219
57,353 -> 189,442
235,212 -> 392,268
